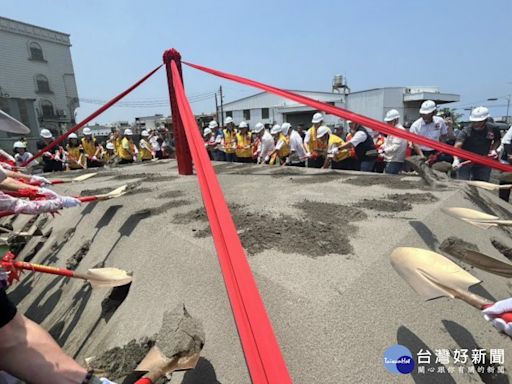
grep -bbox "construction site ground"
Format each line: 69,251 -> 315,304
6,160 -> 512,383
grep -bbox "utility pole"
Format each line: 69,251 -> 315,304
219,86 -> 224,127
215,92 -> 219,123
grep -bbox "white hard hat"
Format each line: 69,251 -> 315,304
420,100 -> 436,114
141,130 -> 149,137
253,122 -> 265,133
208,120 -> 218,129
106,142 -> 115,150
312,113 -> 324,124
316,126 -> 331,139
203,127 -> 212,136
68,132 -> 78,139
346,120 -> 353,125
270,124 -> 281,135
281,122 -> 291,135
83,127 -> 92,135
13,141 -> 26,149
239,121 -> 248,129
384,109 -> 400,122
470,106 -> 490,122
225,116 -> 233,124
0,110 -> 30,134
124,128 -> 133,136
40,128 -> 52,138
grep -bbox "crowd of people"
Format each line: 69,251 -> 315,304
5,126 -> 174,173
202,101 -> 510,187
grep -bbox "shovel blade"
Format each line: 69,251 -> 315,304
135,345 -> 200,373
95,185 -> 128,201
431,161 -> 453,173
442,207 -> 499,222
85,267 -> 132,288
465,180 -> 500,191
442,247 -> 512,278
390,247 -> 481,301
73,172 -> 98,182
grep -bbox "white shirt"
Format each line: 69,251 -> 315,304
14,152 -> 33,167
502,126 -> 512,145
288,130 -> 306,162
348,131 -> 368,147
381,124 -> 408,163
259,130 -> 275,162
150,136 -> 161,151
410,115 -> 448,151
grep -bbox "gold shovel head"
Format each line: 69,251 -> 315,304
441,207 -> 499,222
73,172 -> 98,182
85,267 -> 133,288
442,247 -> 512,278
95,185 -> 128,201
135,345 -> 200,373
465,180 -> 501,191
431,161 -> 453,173
390,247 -> 481,301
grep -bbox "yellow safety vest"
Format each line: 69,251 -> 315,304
113,137 -> 123,156
81,138 -> 97,157
277,133 -> 290,158
119,137 -> 133,160
66,145 -> 86,169
223,129 -> 236,154
235,132 -> 252,158
329,134 -> 351,162
139,139 -> 153,160
306,126 -> 328,154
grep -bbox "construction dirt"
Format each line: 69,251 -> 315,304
343,175 -> 427,190
490,237 -> 512,261
178,201 -> 365,257
65,241 -> 91,270
353,192 -> 438,212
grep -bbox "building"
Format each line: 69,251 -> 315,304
0,16 -> 79,150
221,86 -> 460,129
134,114 -> 170,133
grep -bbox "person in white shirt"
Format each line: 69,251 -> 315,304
283,123 -> 305,167
410,100 -> 454,159
13,141 -> 33,169
253,123 -> 274,164
380,109 -> 408,174
499,125 -> 512,202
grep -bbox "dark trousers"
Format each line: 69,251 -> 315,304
86,159 -> 102,168
500,180 -> 512,202
225,152 -> 236,162
457,164 -> 492,182
307,156 -> 325,168
43,160 -> 63,172
287,161 -> 305,167
236,157 -> 253,163
213,150 -> 225,161
119,158 -> 134,165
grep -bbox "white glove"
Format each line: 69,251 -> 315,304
100,378 -> 117,384
488,150 -> 498,159
38,187 -> 59,198
60,196 -> 81,208
31,175 -> 51,185
482,298 -> 512,337
264,155 -> 270,163
91,155 -> 98,161
452,157 -> 461,170
305,152 -> 311,158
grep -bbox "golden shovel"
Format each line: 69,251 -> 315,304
390,247 -> 512,321
441,207 -> 512,229
464,180 -> 512,191
440,246 -> 512,278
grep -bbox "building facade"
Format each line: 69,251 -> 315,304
221,87 -> 460,130
0,16 -> 79,150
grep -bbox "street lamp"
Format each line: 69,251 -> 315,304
487,95 -> 511,123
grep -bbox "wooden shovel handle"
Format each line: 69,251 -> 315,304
3,260 -> 75,278
50,180 -> 65,185
455,289 -> 512,322
78,196 -> 98,203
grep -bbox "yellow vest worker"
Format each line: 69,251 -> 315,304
235,132 -> 252,158
139,134 -> 153,160
277,133 -> 290,158
119,137 -> 134,160
114,136 -> 123,155
223,129 -> 236,154
328,134 -> 351,162
306,126 -> 328,155
81,128 -> 97,157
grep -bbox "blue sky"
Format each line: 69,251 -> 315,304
3,0 -> 512,123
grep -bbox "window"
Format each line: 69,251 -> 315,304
261,108 -> 269,119
243,109 -> 251,120
226,111 -> 233,118
36,75 -> 51,93
327,101 -> 335,106
29,42 -> 45,61
41,100 -> 54,118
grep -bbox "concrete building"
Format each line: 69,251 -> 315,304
0,16 -> 79,150
221,86 -> 460,129
134,114 -> 170,133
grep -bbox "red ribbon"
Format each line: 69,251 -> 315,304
22,64 -> 164,167
170,60 -> 292,384
183,61 -> 512,173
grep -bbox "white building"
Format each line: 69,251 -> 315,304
0,16 -> 79,150
221,87 -> 460,129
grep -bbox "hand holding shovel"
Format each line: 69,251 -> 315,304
390,247 -> 512,324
